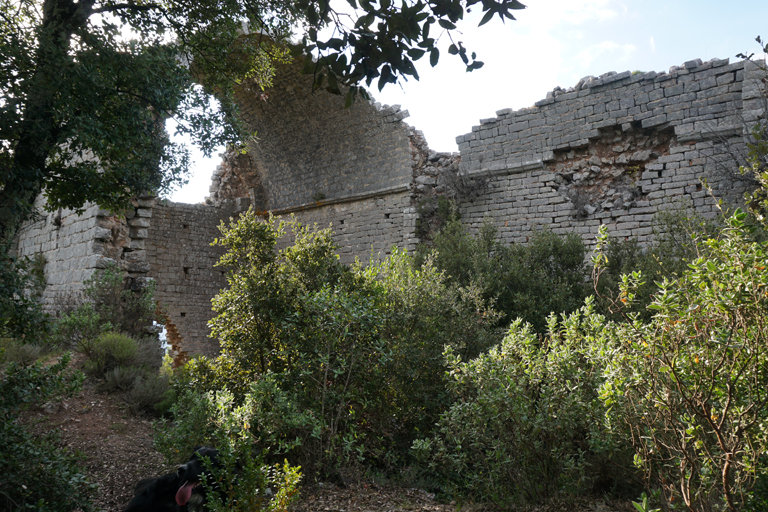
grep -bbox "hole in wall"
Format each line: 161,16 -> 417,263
384,213 -> 391,219
183,267 -> 190,276
182,224 -> 189,229
339,219 -> 345,225
180,312 -> 186,317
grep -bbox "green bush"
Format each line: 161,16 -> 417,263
99,365 -> 143,392
51,302 -> 113,353
124,372 -> 170,415
155,388 -> 301,512
179,212 -> 499,477
82,263 -> 157,339
84,331 -> 139,376
596,211 -> 768,512
413,301 -> 638,507
418,219 -> 590,333
51,262 -> 158,351
594,208 -> 724,321
0,252 -> 49,340
0,354 -> 95,511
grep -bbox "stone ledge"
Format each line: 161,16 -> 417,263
255,184 -> 410,216
467,159 -> 545,179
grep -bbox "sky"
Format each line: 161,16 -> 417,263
169,0 -> 768,203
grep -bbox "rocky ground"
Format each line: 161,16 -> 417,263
26,354 -> 634,512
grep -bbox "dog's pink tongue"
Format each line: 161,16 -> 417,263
176,481 -> 194,505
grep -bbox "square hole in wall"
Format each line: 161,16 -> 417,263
182,224 -> 189,229
339,219 -> 345,225
180,312 -> 186,317
183,267 -> 190,277
384,213 -> 391,219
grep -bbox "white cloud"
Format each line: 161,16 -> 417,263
649,36 -> 656,54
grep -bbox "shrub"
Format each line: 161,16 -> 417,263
596,211 -> 768,512
124,372 -> 170,415
52,262 -> 159,351
155,388 -> 301,512
418,219 -> 590,333
0,354 -> 95,511
84,331 -> 139,377
3,342 -> 43,365
413,301 -> 638,507
83,263 -> 158,339
182,212 -> 499,477
99,365 -> 143,393
51,302 -> 113,353
594,207 -> 725,321
0,252 -> 49,340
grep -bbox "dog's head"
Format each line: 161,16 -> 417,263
175,447 -> 220,507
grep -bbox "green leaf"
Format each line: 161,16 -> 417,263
430,48 -> 439,67
478,9 -> 494,26
438,19 -> 456,29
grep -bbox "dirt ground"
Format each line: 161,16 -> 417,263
25,354 -> 633,512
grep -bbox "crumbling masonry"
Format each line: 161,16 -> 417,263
13,56 -> 767,360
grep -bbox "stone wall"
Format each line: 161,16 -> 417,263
13,55 -> 766,361
13,195 -> 154,312
144,200 -> 240,359
222,59 -> 414,211
451,58 -> 765,246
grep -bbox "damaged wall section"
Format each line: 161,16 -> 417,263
454,58 -> 763,246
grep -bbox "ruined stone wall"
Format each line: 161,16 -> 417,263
269,190 -> 418,265
144,200 -> 239,359
13,195 -> 154,312
452,58 -> 764,246
13,55 -> 766,362
221,59 -> 414,210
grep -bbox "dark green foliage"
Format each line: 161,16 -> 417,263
0,354 -> 95,511
170,212 -> 499,478
414,303 -> 639,507
155,389 -> 302,512
0,252 -> 48,339
52,263 -> 158,353
594,209 -> 724,321
418,219 -> 590,333
82,263 -> 158,339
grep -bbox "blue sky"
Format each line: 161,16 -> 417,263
170,0 -> 768,203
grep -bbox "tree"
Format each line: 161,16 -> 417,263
0,0 -> 526,248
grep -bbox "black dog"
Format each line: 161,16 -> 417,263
123,446 -> 220,512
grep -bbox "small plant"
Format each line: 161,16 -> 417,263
99,366 -> 143,393
85,331 -> 139,377
125,372 -> 170,415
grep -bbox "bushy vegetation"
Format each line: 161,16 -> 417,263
155,388 -> 302,512
0,253 -> 48,340
417,219 -> 590,333
52,262 -> 157,350
161,214 -> 500,479
0,354 -> 95,511
594,208 -> 725,321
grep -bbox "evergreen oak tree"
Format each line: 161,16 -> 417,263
0,0 -> 525,248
